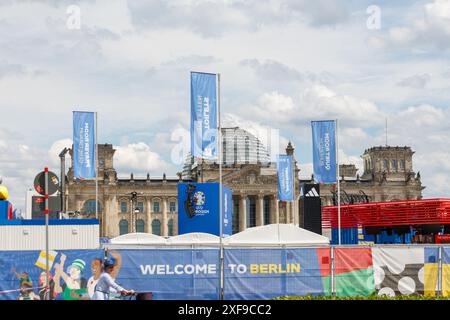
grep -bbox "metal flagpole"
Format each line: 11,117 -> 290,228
44,167 -> 49,300
95,112 -> 99,222
218,73 -> 224,300
336,119 -> 341,245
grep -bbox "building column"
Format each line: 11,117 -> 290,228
146,197 -> 152,234
257,193 -> 264,226
239,194 -> 247,232
106,195 -> 119,237
76,198 -> 83,212
272,195 -> 279,224
293,198 -> 298,226
162,197 -> 168,237
286,202 -> 291,224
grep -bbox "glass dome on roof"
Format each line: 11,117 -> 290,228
182,127 -> 271,178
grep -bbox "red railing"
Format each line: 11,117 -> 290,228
322,198 -> 450,229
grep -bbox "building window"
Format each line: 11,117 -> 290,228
152,219 -> 161,236
383,159 -> 388,170
153,201 -> 160,213
120,201 -> 128,213
263,197 -> 270,225
119,219 -> 129,235
168,219 -> 174,236
400,160 -> 405,171
246,197 -> 256,228
232,198 -> 240,234
136,219 -> 145,233
82,200 -> 102,215
169,202 -> 176,213
136,201 -> 144,213
391,160 -> 397,171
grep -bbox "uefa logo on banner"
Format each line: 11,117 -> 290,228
193,191 -> 205,206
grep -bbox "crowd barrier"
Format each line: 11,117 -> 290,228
1,246 -> 450,300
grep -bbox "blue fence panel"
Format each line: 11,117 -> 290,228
0,249 -> 103,300
224,248 -> 329,300
331,228 -> 358,244
113,249 -> 220,300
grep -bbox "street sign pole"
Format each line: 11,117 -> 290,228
44,167 -> 49,300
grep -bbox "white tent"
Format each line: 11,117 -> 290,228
109,232 -> 166,245
166,232 -> 220,246
223,224 -> 329,246
105,225 -> 329,248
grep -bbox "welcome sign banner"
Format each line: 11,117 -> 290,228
311,120 -> 336,183
114,249 -> 220,300
190,72 -> 218,160
224,248 -> 331,299
73,111 -> 96,179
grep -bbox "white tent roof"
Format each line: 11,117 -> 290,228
166,232 -> 220,245
109,232 -> 166,245
105,225 -> 329,247
223,224 -> 329,246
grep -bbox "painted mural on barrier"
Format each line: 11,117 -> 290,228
224,248 -> 332,300
332,247 -> 441,297
0,250 -> 103,300
113,249 -> 220,300
441,247 -> 450,297
223,247 -> 444,299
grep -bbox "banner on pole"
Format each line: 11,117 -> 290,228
73,111 -> 96,179
190,72 -> 218,160
311,120 -> 336,183
277,155 -> 294,201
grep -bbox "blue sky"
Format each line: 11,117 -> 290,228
1,0 -> 450,210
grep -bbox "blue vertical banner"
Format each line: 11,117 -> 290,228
190,72 -> 218,160
73,111 -> 96,179
311,120 -> 336,183
277,155 -> 294,201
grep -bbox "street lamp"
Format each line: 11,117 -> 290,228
130,191 -> 137,233
59,147 -> 69,214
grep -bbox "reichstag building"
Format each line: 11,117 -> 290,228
64,127 -> 424,238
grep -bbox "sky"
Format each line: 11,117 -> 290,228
1,0 -> 450,210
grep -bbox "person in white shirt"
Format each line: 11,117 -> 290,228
92,259 -> 134,300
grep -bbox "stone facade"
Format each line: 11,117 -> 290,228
309,146 -> 424,206
64,131 -> 424,238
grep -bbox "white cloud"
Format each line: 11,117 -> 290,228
383,0 -> 450,51
48,138 -> 72,167
300,85 -> 383,125
397,74 -> 431,89
114,142 -> 168,174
